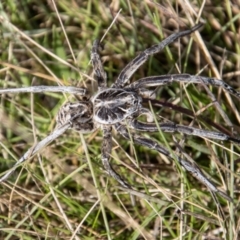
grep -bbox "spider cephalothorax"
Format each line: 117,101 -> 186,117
1,23 -> 240,202
91,88 -> 142,124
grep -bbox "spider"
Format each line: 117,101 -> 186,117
0,23 -> 239,203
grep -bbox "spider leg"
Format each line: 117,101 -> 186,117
0,122 -> 71,183
115,123 -> 233,202
128,120 -> 240,144
114,23 -> 203,88
129,74 -> 240,99
91,40 -> 107,89
0,86 -> 87,95
101,126 -> 131,188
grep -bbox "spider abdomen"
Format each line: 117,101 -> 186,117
92,89 -> 141,124
57,101 -> 94,132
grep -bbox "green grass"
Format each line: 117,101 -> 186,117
0,0 -> 240,239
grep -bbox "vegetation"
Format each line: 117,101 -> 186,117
0,0 -> 239,239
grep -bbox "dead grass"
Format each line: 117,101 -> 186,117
0,0 -> 240,239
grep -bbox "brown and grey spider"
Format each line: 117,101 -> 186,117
0,23 -> 239,202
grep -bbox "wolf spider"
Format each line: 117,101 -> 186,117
0,23 -> 239,202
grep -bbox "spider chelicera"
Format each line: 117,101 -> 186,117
0,23 -> 239,202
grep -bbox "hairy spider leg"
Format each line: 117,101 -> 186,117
128,120 -> 240,144
114,23 -> 203,88
0,122 -> 71,183
91,39 -> 107,89
0,86 -> 87,95
129,74 -> 240,99
102,126 -> 131,188
115,123 -> 233,202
